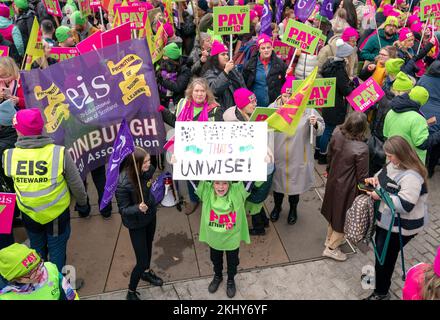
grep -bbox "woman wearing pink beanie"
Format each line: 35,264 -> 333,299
202,40 -> 247,120
403,246 -> 440,300
268,76 -> 324,225
223,87 -> 257,121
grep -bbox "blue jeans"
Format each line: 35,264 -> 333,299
317,123 -> 336,155
27,224 -> 71,272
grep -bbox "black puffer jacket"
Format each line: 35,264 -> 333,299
115,166 -> 157,230
242,52 -> 287,104
0,126 -> 17,193
203,66 -> 246,121
15,9 -> 36,49
321,58 -> 355,125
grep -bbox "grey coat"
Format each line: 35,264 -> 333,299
269,98 -> 325,195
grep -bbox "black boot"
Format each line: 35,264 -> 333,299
208,275 -> 223,293
126,290 -> 141,300
318,153 -> 328,165
270,192 -> 284,222
226,279 -> 236,298
249,210 -> 265,235
141,270 -> 163,286
287,195 -> 299,225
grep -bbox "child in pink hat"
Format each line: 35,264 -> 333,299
403,246 -> 440,300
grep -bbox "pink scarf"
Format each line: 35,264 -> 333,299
177,100 -> 209,121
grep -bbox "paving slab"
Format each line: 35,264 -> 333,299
67,214 -> 121,296
269,189 -> 331,262
104,205 -> 199,293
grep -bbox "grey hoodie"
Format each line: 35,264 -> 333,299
14,135 -> 87,206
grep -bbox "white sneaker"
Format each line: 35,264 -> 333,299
324,238 -> 346,248
322,247 -> 347,261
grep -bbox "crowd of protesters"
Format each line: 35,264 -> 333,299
0,0 -> 439,301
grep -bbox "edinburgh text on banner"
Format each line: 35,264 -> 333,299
20,39 -> 166,179
173,121 -> 268,181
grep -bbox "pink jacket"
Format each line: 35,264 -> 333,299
402,263 -> 429,300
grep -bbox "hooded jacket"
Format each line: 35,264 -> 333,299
317,35 -> 358,78
0,16 -> 24,56
11,136 -> 87,234
321,58 -> 355,125
360,28 -> 398,62
384,94 -> 429,162
15,8 -> 36,50
418,61 -> 440,133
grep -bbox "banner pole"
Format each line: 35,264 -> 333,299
230,34 -> 233,58
54,16 -> 60,27
417,18 -> 430,55
191,0 -> 200,38
288,48 -> 297,69
310,123 -> 314,145
131,152 -> 145,204
99,6 -> 105,29
403,0 -> 415,26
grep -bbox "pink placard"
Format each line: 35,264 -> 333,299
0,45 -> 9,57
346,77 -> 385,112
101,22 -> 132,47
43,0 -> 63,17
76,31 -> 103,54
0,193 -> 16,234
90,0 -> 102,11
118,4 -> 148,30
49,47 -> 79,62
273,40 -> 294,63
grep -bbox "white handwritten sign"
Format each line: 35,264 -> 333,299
173,121 -> 268,181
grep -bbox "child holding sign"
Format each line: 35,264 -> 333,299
189,179 -> 252,298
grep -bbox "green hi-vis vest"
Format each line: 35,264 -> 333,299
3,144 -> 71,224
0,262 -> 61,300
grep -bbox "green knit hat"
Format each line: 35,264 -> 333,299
13,0 -> 28,10
385,58 -> 404,77
163,42 -> 181,60
0,243 -> 41,281
409,86 -> 429,106
392,72 -> 413,92
71,11 -> 86,26
384,16 -> 399,28
55,26 -> 71,43
315,14 -> 329,24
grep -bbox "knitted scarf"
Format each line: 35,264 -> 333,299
177,100 -> 209,121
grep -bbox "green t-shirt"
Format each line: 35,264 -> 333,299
196,181 -> 251,251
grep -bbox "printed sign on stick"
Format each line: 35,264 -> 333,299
49,47 -> 79,61
0,193 -> 16,234
43,0 -> 63,17
173,121 -> 268,181
281,19 -> 322,54
213,6 -> 250,35
346,77 -> 385,112
292,78 -> 336,108
0,45 -> 9,57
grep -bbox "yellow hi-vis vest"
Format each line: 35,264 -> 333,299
3,144 -> 71,224
0,262 -> 61,300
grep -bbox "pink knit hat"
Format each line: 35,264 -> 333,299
233,88 -> 256,109
210,40 -> 228,56
396,0 -> 406,4
250,9 -> 258,22
434,246 -> 440,277
411,22 -> 423,33
341,27 -> 359,42
257,34 -> 272,48
163,22 -> 174,38
254,4 -> 263,17
383,4 -> 400,17
407,15 -> 420,26
281,76 -> 295,94
0,4 -> 9,18
399,28 -> 413,42
13,108 -> 44,136
144,2 -> 154,10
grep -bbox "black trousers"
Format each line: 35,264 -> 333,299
128,217 -> 157,291
83,165 -> 112,215
374,226 -> 414,295
210,247 -> 240,280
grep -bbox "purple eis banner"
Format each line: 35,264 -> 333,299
20,39 -> 166,179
